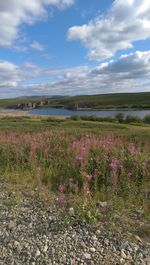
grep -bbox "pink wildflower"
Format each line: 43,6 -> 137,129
76,156 -> 85,162
110,158 -> 118,171
58,184 -> 65,193
80,146 -> 86,152
57,193 -> 66,205
128,143 -> 139,156
85,174 -> 93,182
127,172 -> 132,177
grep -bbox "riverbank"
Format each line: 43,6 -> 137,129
0,109 -> 31,117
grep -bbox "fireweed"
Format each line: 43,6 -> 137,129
0,131 -> 149,205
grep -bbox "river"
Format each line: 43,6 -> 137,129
29,108 -> 150,118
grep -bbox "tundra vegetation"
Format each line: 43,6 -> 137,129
0,115 -> 150,240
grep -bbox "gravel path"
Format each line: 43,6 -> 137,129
0,183 -> 150,265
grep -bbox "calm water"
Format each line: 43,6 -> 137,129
29,108 -> 150,118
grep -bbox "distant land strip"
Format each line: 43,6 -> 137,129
0,92 -> 150,110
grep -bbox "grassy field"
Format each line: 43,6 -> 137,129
0,116 -> 150,238
1,92 -> 150,109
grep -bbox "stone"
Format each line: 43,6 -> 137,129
120,258 -> 125,264
43,245 -> 48,253
104,238 -> 109,246
35,249 -> 40,258
14,241 -> 19,247
83,253 -> 92,260
96,230 -> 101,235
29,222 -> 33,228
90,247 -> 96,253
121,250 -> 127,259
80,241 -> 86,249
8,220 -> 16,230
135,235 -> 142,242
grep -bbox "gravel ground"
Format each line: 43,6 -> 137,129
0,183 -> 150,265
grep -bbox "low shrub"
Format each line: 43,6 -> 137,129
126,115 -> 142,123
143,115 -> 150,124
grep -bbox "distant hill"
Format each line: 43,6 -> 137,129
0,92 -> 150,110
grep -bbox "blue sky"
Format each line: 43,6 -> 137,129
0,0 -> 150,98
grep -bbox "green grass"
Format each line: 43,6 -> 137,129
0,115 -> 150,138
61,92 -> 150,109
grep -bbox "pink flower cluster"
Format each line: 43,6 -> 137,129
110,158 -> 119,171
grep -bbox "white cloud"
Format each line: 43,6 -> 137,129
0,0 -> 74,46
93,50 -> 150,77
0,61 -> 21,87
30,41 -> 44,51
68,0 -> 150,60
1,50 -> 150,98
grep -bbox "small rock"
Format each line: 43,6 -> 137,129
90,247 -> 96,253
14,241 -> 19,247
104,238 -> 109,246
83,253 -> 91,260
120,258 -> 125,264
135,235 -> 142,242
29,222 -> 33,228
121,250 -> 127,259
35,249 -> 40,258
96,230 -> 101,235
80,241 -> 86,249
8,220 -> 16,230
43,245 -> 48,253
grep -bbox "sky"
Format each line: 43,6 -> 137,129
0,0 -> 150,98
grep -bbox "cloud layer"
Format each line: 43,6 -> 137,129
0,61 -> 20,87
0,0 -> 74,46
0,50 -> 150,98
68,0 -> 150,60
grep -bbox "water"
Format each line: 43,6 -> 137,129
29,108 -> 150,118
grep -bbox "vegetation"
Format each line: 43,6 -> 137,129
70,113 -> 150,126
1,92 -> 150,110
0,116 -> 150,229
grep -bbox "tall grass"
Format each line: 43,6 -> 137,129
0,130 -> 149,208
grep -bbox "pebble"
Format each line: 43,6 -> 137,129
121,250 -> 127,259
8,220 -> 16,230
35,249 -> 41,258
80,241 -> 86,249
83,253 -> 92,260
43,245 -> 48,252
90,247 -> 96,253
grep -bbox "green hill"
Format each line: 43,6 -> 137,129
0,92 -> 150,109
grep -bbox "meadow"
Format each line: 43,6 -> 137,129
0,116 -> 150,238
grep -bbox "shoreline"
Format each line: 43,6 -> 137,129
0,109 -> 31,117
